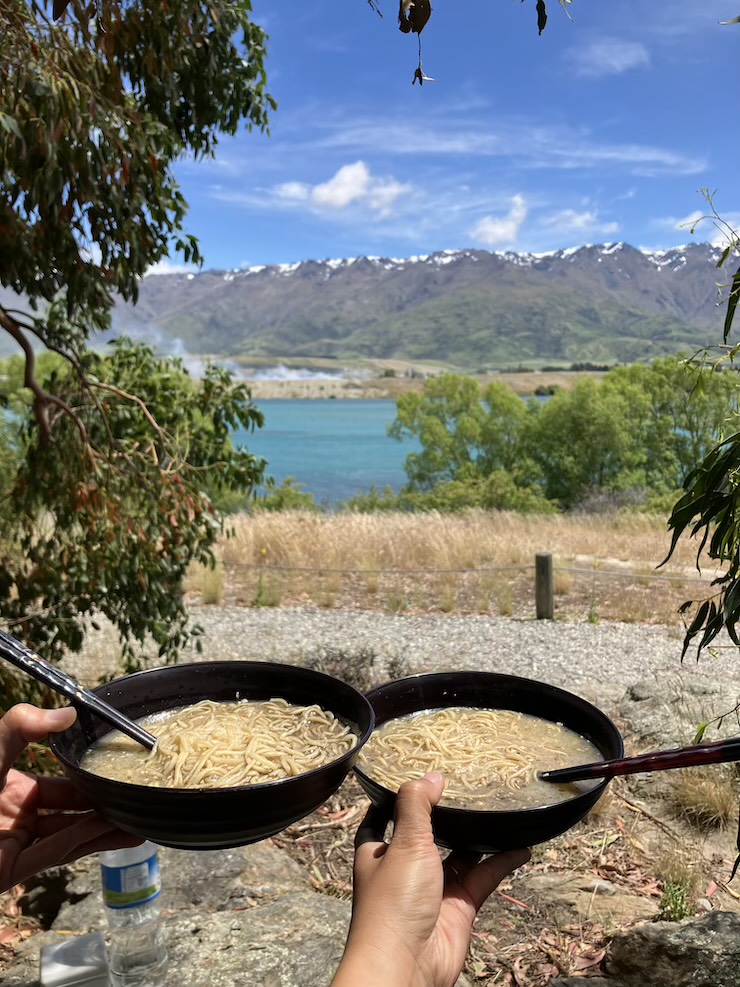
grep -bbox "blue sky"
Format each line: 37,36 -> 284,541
156,0 -> 739,272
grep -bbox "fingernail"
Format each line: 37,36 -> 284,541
46,707 -> 76,728
423,771 -> 443,785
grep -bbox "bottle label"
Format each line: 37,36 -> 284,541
101,854 -> 161,910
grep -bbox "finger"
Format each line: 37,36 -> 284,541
463,848 -> 531,913
443,850 -> 481,886
355,803 -> 391,850
389,772 -> 445,853
34,775 -> 91,812
10,814 -> 138,888
0,705 -> 76,779
354,804 -> 391,878
56,828 -> 143,865
36,813 -> 97,838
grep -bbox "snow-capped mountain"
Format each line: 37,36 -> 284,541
113,242 -> 734,367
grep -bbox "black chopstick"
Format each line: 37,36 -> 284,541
0,629 -> 156,750
539,734 -> 740,785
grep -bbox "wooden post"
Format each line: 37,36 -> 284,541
535,552 -> 553,620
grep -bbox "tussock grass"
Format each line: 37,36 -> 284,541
655,845 -> 701,921
192,561 -> 225,605
212,509 -> 714,623
670,766 -> 739,829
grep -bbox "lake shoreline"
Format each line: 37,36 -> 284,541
243,370 -> 596,401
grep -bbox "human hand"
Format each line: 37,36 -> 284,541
0,704 -> 142,894
332,773 -> 530,987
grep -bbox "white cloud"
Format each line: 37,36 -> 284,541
673,209 -> 740,247
542,209 -> 621,236
568,38 -> 650,78
145,258 -> 199,276
313,162 -> 371,208
275,181 -> 310,202
273,161 -> 410,218
470,195 -> 527,246
314,118 -> 705,177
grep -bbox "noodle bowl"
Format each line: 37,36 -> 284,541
83,698 -> 358,789
357,707 -> 602,809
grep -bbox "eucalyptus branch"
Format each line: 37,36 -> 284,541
0,308 -> 88,445
89,380 -> 179,452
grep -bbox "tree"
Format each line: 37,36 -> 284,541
527,377 -> 650,508
389,360 -> 740,513
389,374 -> 533,491
0,340 -> 265,696
660,211 -> 740,659
0,0 -> 273,676
606,358 -> 740,490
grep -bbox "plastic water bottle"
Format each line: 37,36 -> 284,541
99,842 -> 168,987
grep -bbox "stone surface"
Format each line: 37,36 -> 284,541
551,979 -> 615,987
3,843 -> 344,987
619,676 -> 740,749
605,911 -> 740,987
164,893 -> 351,987
521,873 -> 659,930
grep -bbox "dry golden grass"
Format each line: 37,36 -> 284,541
670,766 -> 739,829
654,844 -> 701,893
190,561 -> 225,605
209,509 -> 718,624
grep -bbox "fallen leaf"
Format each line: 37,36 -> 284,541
572,948 -> 606,971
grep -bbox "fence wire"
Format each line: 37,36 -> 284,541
219,558 -> 714,585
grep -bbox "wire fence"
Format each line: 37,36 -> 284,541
199,554 -> 720,624
219,557 -> 713,585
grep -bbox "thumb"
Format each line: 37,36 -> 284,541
0,705 -> 76,778
390,772 -> 445,852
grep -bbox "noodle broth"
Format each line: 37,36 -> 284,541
357,707 -> 602,809
83,698 -> 358,789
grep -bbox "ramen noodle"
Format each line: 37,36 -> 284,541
83,698 -> 357,789
357,707 -> 602,809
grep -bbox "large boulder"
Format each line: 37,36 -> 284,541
1,842 -> 347,987
552,911 -> 740,987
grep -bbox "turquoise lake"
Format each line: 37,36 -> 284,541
231,399 -> 420,505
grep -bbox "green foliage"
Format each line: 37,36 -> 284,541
253,477 -> 319,513
390,374 -> 534,491
659,202 -> 740,659
658,880 -> 694,922
390,361 -> 739,513
344,473 -> 554,514
0,0 -> 273,686
0,339 -> 265,680
0,0 -> 273,338
529,377 -> 649,508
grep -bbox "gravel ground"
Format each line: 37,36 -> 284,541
71,606 -> 740,711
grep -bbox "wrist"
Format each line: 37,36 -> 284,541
331,935 -> 426,987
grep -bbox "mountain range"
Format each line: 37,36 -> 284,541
109,241 -> 732,368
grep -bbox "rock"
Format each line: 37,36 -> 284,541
164,892 -> 351,987
2,894 -> 352,987
620,677 -> 740,749
547,977 -> 612,987
522,873 -> 659,929
551,979 -> 615,987
604,911 -> 740,987
4,842 -> 334,987
159,842 -> 311,910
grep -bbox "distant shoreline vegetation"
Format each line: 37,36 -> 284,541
250,358 -> 740,518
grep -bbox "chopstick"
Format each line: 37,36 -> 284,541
539,734 -> 740,785
0,629 -> 156,750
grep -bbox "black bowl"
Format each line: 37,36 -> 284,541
354,671 -> 623,853
51,661 -> 375,851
